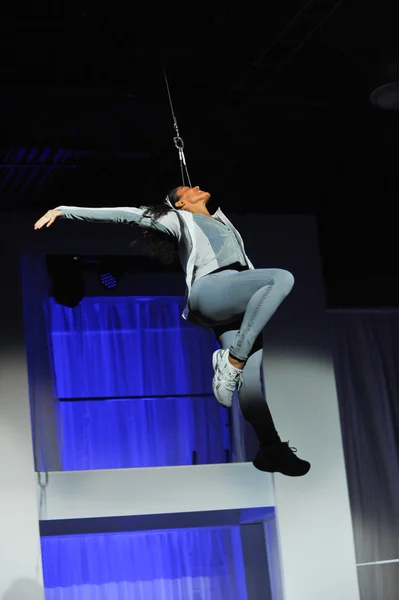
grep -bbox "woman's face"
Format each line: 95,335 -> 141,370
174,186 -> 211,211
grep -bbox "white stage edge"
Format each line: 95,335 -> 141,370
37,463 -> 274,521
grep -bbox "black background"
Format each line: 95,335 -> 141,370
1,2 -> 399,307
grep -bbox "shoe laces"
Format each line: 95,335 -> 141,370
219,365 -> 242,392
223,369 -> 242,392
284,441 -> 297,453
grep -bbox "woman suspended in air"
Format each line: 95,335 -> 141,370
34,185 -> 310,476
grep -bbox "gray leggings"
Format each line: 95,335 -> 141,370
189,268 -> 294,361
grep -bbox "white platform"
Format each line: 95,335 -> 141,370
38,463 -> 275,521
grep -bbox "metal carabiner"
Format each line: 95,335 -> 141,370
173,136 -> 184,150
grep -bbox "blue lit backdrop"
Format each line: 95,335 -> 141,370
41,527 -> 248,600
48,295 -> 231,469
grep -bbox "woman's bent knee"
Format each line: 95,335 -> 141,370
275,269 -> 295,295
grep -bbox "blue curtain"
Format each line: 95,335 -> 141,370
48,296 -> 231,469
41,527 -> 248,600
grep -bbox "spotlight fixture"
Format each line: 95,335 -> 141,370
98,257 -> 124,289
370,82 -> 399,110
369,54 -> 399,110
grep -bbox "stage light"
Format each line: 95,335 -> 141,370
369,54 -> 399,110
98,258 -> 124,289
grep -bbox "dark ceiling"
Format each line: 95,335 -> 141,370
1,2 -> 399,306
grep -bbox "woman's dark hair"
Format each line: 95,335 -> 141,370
134,187 -> 182,265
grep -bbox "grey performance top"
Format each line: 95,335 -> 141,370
191,213 -> 247,278
56,205 -> 248,282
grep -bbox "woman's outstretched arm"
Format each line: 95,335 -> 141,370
34,205 -> 179,236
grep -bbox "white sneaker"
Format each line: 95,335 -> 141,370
212,349 -> 243,408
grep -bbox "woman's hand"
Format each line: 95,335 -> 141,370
34,209 -> 63,230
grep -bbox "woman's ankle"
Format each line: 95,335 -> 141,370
228,352 -> 245,369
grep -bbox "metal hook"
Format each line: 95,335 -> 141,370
173,136 -> 184,150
